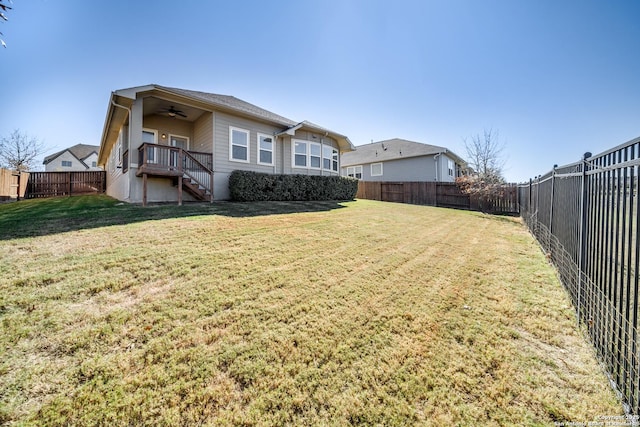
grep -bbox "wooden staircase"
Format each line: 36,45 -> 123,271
175,176 -> 211,201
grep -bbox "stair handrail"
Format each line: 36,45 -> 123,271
181,149 -> 214,197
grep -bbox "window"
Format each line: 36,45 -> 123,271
258,133 -> 274,165
346,165 -> 363,179
323,146 -> 333,170
142,129 -> 157,163
310,143 -> 321,168
448,160 -> 454,177
62,160 -> 72,167
92,161 -> 97,167
230,127 -> 249,162
294,140 -> 307,167
371,162 -> 383,176
294,140 -> 338,171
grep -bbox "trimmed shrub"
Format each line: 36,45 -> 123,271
229,170 -> 358,202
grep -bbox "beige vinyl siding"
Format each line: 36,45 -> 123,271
192,112 -> 213,153
143,115 -> 193,147
45,151 -> 86,171
213,111 -> 282,174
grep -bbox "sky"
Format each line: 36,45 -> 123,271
0,0 -> 639,182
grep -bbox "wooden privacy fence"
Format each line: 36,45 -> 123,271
357,181 -> 519,214
0,168 -> 29,201
25,171 -> 106,198
519,135 -> 640,415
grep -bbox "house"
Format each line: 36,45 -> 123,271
341,138 -> 466,182
43,144 -> 102,171
97,84 -> 355,205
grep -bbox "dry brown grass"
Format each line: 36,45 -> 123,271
0,197 -> 622,425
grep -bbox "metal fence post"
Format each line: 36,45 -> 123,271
549,166 -> 556,235
577,152 -> 591,325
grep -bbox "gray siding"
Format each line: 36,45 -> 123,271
342,154 -> 459,183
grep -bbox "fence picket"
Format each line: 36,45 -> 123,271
356,181 -> 519,214
519,136 -> 640,415
25,171 -> 106,198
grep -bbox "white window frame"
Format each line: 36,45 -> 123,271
142,128 -> 158,164
257,133 -> 275,166
293,139 -> 308,168
448,159 -> 454,177
309,142 -> 322,169
371,162 -> 383,177
322,145 -> 333,170
332,148 -> 339,172
229,126 -> 250,163
62,160 -> 72,167
346,165 -> 363,179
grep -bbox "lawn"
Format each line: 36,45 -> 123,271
0,196 -> 621,425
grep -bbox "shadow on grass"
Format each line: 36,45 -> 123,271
0,195 -> 350,240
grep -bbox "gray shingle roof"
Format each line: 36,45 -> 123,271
342,138 -> 465,166
158,86 -> 298,127
44,144 -> 99,164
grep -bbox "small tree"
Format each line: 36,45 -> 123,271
463,128 -> 505,181
457,129 -> 507,212
0,129 -> 46,171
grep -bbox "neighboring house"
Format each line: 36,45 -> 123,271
341,138 -> 466,183
43,144 -> 102,171
97,84 -> 355,204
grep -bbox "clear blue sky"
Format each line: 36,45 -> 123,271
1,0 -> 638,182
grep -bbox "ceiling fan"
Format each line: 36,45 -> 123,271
159,106 -> 187,118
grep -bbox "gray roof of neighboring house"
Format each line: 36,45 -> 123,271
341,138 -> 466,166
43,144 -> 100,165
158,86 -> 298,127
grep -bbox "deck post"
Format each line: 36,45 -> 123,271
142,173 -> 148,207
210,172 -> 214,203
178,149 -> 183,206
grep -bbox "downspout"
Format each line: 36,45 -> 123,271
110,94 -> 132,199
434,153 -> 441,182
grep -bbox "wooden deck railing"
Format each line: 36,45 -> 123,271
137,143 -> 214,201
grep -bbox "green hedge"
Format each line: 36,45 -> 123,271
229,170 -> 358,202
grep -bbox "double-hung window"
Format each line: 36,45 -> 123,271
310,143 -> 321,169
323,146 -> 333,170
448,160 -> 454,177
258,133 -> 274,165
347,165 -> 363,179
230,127 -> 250,162
294,141 -> 307,167
294,140 -> 339,172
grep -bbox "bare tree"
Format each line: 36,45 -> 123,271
456,129 -> 508,212
462,128 -> 506,184
0,129 -> 46,171
0,0 -> 11,48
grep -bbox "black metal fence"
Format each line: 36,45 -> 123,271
519,135 -> 640,414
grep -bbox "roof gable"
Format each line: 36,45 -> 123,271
342,138 -> 464,166
44,144 -> 99,165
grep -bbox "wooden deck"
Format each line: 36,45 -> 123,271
137,143 -> 214,205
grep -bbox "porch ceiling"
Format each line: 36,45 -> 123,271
142,97 -> 206,123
